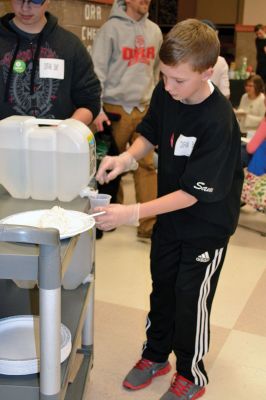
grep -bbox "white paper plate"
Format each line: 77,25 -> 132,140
0,315 -> 71,375
0,209 -> 95,239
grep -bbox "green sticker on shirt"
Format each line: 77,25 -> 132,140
13,60 -> 26,73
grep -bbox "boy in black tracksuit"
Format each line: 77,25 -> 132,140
95,19 -> 243,400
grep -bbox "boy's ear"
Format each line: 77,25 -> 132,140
201,67 -> 214,81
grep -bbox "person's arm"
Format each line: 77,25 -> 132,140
127,135 -> 154,161
96,80 -> 161,185
139,190 -> 197,219
96,136 -> 154,184
71,107 -> 94,125
93,110 -> 110,132
94,189 -> 197,231
246,118 -> 266,153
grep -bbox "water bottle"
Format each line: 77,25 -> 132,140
229,62 -> 236,79
240,57 -> 248,80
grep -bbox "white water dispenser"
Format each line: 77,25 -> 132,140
0,116 -> 96,201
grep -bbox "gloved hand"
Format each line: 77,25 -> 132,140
94,203 -> 140,231
96,152 -> 138,185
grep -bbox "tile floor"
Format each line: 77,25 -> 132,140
85,174 -> 266,400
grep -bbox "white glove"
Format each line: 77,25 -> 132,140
94,203 -> 140,231
96,152 -> 138,185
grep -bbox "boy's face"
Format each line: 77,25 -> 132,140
11,0 -> 49,32
160,61 -> 213,104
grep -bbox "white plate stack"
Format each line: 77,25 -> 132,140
0,315 -> 72,375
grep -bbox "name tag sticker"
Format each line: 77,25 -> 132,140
174,134 -> 197,157
39,58 -> 65,79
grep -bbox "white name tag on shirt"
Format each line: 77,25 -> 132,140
174,134 -> 197,157
39,58 -> 65,79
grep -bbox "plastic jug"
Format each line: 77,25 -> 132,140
0,116 -> 96,201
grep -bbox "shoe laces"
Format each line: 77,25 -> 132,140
135,358 -> 154,370
170,373 -> 194,396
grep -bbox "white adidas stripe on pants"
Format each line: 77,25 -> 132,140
191,248 -> 224,386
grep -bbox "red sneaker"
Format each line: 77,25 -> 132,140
123,358 -> 171,390
160,373 -> 206,399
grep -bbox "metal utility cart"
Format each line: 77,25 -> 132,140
0,186 -> 95,400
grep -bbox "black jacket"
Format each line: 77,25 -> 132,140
0,12 -> 101,120
255,37 -> 266,81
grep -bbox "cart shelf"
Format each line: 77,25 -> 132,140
0,186 -> 95,400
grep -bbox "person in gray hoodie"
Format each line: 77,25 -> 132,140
92,0 -> 162,239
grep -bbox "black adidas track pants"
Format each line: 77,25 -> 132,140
142,229 -> 228,387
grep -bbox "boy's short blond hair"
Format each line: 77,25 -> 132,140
159,19 -> 220,72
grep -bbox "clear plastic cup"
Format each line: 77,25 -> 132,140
89,193 -> 111,210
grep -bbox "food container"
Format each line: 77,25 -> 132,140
0,116 -> 96,201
